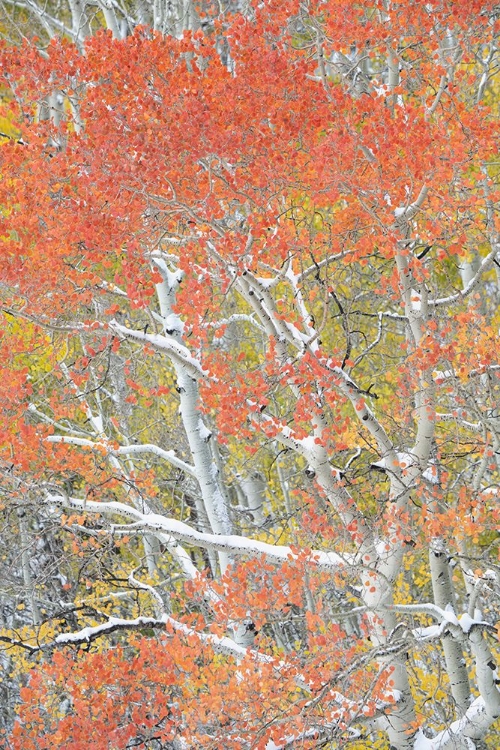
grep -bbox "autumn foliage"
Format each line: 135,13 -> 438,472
1,1 -> 500,748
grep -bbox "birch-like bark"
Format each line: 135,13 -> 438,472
154,262 -> 232,574
239,472 -> 266,527
429,542 -> 471,716
2,0 -> 201,43
250,344 -> 418,746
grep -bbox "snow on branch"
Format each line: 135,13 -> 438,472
46,435 -> 196,477
386,601 -> 495,643
108,319 -> 206,379
393,185 -> 429,223
52,614 -> 273,662
413,696 -> 497,749
429,244 -> 499,307
1,614 -> 273,663
46,494 -> 349,570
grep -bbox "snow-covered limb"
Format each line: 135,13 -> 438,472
413,695 -> 499,749
242,270 -> 309,349
154,270 -> 233,577
428,542 -> 472,715
162,615 -> 274,662
252,409 -> 341,472
46,493 -> 349,570
468,626 -> 500,723
394,185 -> 429,222
429,244 -> 499,307
47,489 -> 199,582
128,569 -> 165,617
0,619 -> 165,655
0,633 -> 40,655
236,274 -> 296,363
108,319 -> 206,379
54,616 -> 166,646
46,435 -> 196,477
110,519 -> 350,570
397,609 -> 492,643
56,614 -> 269,661
3,613 -> 272,663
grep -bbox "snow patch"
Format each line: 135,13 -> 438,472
256,276 -> 277,289
198,419 -> 212,442
442,603 -> 459,627
413,624 -> 444,641
163,313 -> 184,335
410,291 -> 422,311
458,613 -> 476,633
